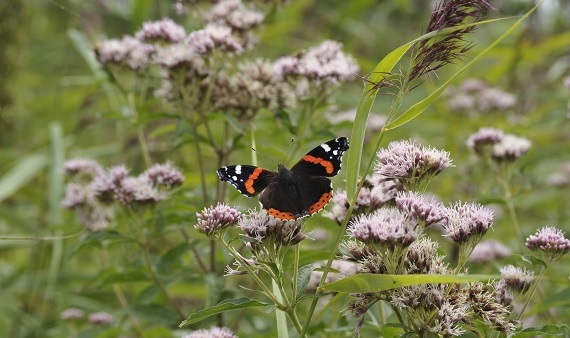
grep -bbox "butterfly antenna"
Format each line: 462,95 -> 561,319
251,147 -> 279,167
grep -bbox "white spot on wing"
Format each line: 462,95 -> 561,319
235,165 -> 242,174
321,144 -> 332,152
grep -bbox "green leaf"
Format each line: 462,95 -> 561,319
98,270 -> 148,286
321,274 -> 499,293
0,152 -> 48,203
179,297 -> 269,327
67,231 -> 136,257
520,254 -> 547,268
296,264 -> 314,300
513,324 -> 568,337
346,42 -> 415,199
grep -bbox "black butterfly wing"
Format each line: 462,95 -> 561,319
259,170 -> 333,220
217,165 -> 278,197
290,137 -> 349,177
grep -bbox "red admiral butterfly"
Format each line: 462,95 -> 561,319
217,137 -> 349,220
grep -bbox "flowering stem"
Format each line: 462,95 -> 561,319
300,129 -> 387,338
495,167 -> 524,252
291,244 -> 300,306
516,264 -> 548,321
179,227 -> 209,273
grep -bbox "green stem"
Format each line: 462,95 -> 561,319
141,244 -> 185,319
127,92 -> 152,167
516,264 -> 548,321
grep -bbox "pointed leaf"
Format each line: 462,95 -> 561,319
513,325 -> 568,337
179,297 -> 269,327
296,264 -> 315,300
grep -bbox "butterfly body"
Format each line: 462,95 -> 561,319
217,137 -> 349,220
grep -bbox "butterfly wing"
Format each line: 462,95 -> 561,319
259,173 -> 332,220
290,137 -> 349,177
217,165 -> 278,197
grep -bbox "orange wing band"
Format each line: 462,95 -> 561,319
302,155 -> 334,174
244,167 -> 264,194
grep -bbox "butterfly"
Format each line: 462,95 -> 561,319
217,137 -> 349,220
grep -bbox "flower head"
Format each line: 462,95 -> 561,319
466,127 -> 504,154
183,326 -> 238,338
396,191 -> 445,227
88,311 -> 114,325
491,134 -> 531,161
115,175 -> 164,205
195,203 -> 242,237
348,208 -> 418,249
188,24 -> 243,54
154,43 -> 208,76
63,158 -> 103,179
499,265 -> 534,294
526,226 -> 570,261
477,87 -> 517,112
442,202 -> 493,245
135,18 -> 186,43
274,40 -> 358,83
375,139 -> 452,190
469,240 -> 511,263
142,162 -> 185,187
60,308 -> 85,321
240,210 -> 306,248
204,0 -> 264,32
95,36 -> 155,70
89,165 -> 129,203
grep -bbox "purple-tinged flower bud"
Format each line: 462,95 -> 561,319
89,165 -> 129,203
61,183 -> 90,209
477,87 -> 517,112
95,36 -> 155,70
526,226 -> 570,261
240,210 -> 306,248
154,43 -> 208,76
195,203 -> 242,237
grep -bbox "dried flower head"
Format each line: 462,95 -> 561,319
442,201 -> 493,245
409,0 -> 493,81
526,226 -> 570,261
63,158 -> 103,179
499,265 -> 534,294
467,282 -> 516,333
183,326 -> 238,338
195,203 -> 242,237
491,134 -> 531,161
375,139 -> 452,190
469,239 -> 512,263
95,36 -> 155,70
405,237 -> 439,274
466,127 -> 504,154
204,0 -> 264,32
396,191 -> 446,227
135,18 -> 186,43
142,162 -> 185,187
88,311 -> 114,325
